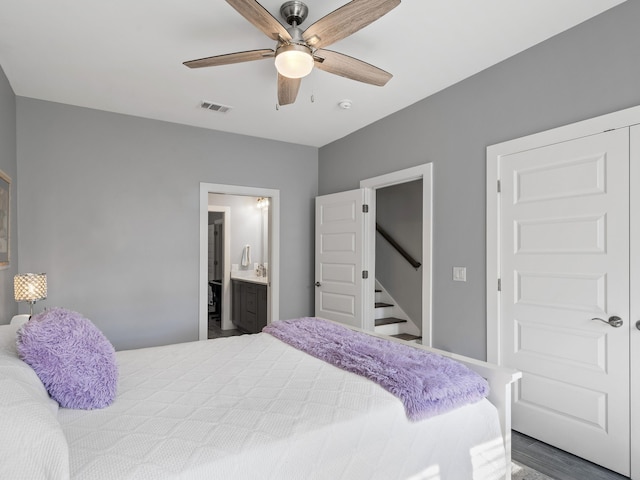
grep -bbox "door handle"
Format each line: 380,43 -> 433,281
636,320 -> 640,331
591,316 -> 623,328
314,282 -> 321,287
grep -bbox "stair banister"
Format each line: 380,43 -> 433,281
376,223 -> 421,270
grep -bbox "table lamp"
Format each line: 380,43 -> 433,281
14,273 -> 47,317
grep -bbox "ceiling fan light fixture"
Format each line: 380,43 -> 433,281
184,0 -> 399,106
275,44 -> 314,79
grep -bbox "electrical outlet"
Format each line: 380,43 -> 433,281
453,266 -> 467,282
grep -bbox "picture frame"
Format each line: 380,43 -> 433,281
0,170 -> 10,267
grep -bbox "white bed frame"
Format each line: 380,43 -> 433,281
413,341 -> 522,478
346,324 -> 522,480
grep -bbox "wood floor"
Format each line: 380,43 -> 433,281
207,315 -> 243,339
512,431 -> 629,480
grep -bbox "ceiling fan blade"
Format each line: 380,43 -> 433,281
303,0 -> 400,49
226,0 -> 292,42
278,74 -> 301,106
314,49 -> 392,86
183,49 -> 275,68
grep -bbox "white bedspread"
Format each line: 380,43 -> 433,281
57,333 -> 506,480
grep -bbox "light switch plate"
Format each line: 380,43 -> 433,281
453,266 -> 467,282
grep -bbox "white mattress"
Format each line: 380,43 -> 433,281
57,333 -> 506,480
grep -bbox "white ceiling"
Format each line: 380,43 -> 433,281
0,0 -> 627,147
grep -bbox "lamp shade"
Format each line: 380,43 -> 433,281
274,44 -> 314,79
14,273 -> 47,303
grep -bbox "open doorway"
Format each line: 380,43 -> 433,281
361,164 -> 432,346
199,183 -> 280,341
374,179 -> 423,340
207,194 -> 271,338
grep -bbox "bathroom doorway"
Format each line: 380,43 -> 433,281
207,194 -> 270,338
199,183 -> 280,341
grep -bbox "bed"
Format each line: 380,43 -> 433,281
0,315 -> 520,480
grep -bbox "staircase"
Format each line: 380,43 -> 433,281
373,284 -> 421,343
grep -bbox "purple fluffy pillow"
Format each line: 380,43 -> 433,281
16,308 -> 118,409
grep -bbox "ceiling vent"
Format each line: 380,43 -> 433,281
200,101 -> 232,113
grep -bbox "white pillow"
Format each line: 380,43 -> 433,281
0,322 -> 21,354
0,324 -> 70,480
0,323 -> 58,413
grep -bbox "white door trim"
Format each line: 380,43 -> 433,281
487,103 -> 640,364
207,206 -> 231,330
199,183 -> 280,341
360,163 -> 433,346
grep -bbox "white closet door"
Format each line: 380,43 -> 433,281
500,128 -> 630,475
631,124 -> 640,480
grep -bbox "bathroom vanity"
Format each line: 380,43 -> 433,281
231,276 -> 267,334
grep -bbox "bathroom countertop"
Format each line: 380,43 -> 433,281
231,271 -> 269,285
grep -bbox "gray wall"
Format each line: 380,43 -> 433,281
16,98 -> 318,350
376,180 -> 422,326
319,0 -> 640,360
0,66 -> 18,324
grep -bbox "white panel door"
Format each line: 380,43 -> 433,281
315,189 -> 371,330
631,124 -> 640,480
500,129 -> 630,475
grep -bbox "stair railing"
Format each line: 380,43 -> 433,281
376,223 -> 421,270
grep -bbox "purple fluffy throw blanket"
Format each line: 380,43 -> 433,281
263,317 -> 489,421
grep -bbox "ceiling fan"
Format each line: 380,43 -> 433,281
183,0 -> 400,106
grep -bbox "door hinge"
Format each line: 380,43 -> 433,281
497,180 -> 501,193
362,270 -> 369,279
497,278 -> 501,291
362,204 -> 369,213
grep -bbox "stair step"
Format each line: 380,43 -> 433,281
391,333 -> 422,342
375,302 -> 393,308
375,317 -> 407,327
